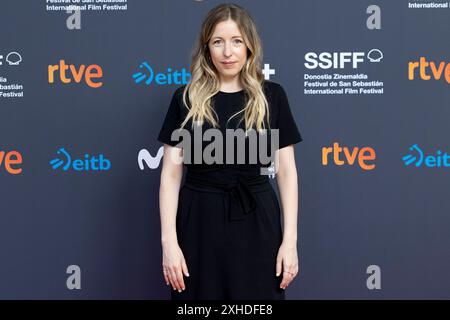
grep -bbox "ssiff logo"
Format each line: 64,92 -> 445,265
402,144 -> 450,168
322,142 -> 376,170
50,148 -> 111,171
304,49 -> 383,70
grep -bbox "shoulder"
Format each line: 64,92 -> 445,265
173,84 -> 187,98
168,84 -> 188,110
262,80 -> 288,114
262,80 -> 288,109
177,84 -> 188,92
262,80 -> 284,96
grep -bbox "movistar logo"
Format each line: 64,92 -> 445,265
402,144 -> 450,168
138,147 -> 164,170
132,61 -> 191,85
50,148 -> 111,171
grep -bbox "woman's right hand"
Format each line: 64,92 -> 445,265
162,241 -> 190,292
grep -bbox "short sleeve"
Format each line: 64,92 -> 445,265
276,84 -> 303,149
157,88 -> 183,147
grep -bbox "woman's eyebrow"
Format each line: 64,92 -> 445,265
212,36 -> 243,39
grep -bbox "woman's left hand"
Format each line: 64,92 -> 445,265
276,241 -> 299,289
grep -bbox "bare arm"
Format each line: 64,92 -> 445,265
276,145 -> 299,245
160,144 -> 183,244
159,144 -> 189,292
274,145 -> 300,289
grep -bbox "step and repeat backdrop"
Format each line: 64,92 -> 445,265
0,0 -> 449,299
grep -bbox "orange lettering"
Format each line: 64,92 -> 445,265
343,147 -> 359,165
429,61 -> 445,80
48,60 -> 103,88
0,150 -> 23,174
70,64 -> 86,83
85,64 -> 103,88
358,147 -> 376,170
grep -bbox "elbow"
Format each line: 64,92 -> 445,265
276,163 -> 298,182
160,165 -> 183,187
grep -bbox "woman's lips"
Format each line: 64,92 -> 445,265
222,62 -> 236,68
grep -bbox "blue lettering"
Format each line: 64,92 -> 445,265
73,159 -> 84,170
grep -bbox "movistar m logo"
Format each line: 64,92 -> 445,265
402,144 -> 450,168
50,148 -> 111,171
138,147 -> 164,170
132,61 -> 191,85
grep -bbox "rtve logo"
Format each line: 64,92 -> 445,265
48,60 -> 103,88
408,57 -> 450,84
304,49 -> 383,70
0,150 -> 23,174
322,143 -> 376,170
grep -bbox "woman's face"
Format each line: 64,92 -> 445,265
208,19 -> 248,83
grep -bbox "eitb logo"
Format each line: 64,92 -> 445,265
402,144 -> 450,168
50,148 -> 111,172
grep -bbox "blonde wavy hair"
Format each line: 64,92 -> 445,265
180,3 -> 270,133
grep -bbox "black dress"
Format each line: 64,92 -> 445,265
157,80 -> 302,300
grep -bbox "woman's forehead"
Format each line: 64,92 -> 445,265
211,20 -> 242,37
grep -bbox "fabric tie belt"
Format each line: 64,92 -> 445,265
184,170 -> 271,221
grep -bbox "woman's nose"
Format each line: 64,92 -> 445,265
223,43 -> 232,56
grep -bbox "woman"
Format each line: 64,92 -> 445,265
158,3 -> 302,300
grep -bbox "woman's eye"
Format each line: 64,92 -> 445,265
213,39 -> 242,45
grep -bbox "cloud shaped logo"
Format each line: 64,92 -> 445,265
367,49 -> 383,62
6,51 -> 22,65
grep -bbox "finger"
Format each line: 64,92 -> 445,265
281,275 -> 293,288
167,269 -> 176,290
284,267 -> 298,286
280,273 -> 288,288
280,261 -> 289,287
281,262 -> 295,280
169,268 -> 179,291
172,266 -> 183,291
163,268 -> 170,285
286,265 -> 296,276
175,266 -> 185,291
284,278 -> 293,288
276,258 -> 282,277
285,270 -> 295,283
280,271 -> 293,289
181,258 -> 190,278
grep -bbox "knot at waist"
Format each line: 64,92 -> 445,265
184,171 -> 271,221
